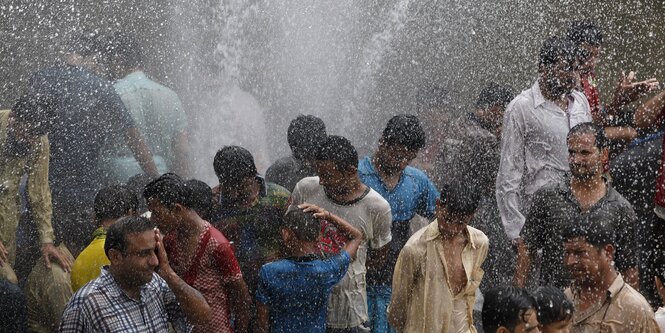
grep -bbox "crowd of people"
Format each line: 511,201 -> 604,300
2,19 -> 665,333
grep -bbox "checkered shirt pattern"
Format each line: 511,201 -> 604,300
167,223 -> 243,333
58,267 -> 191,333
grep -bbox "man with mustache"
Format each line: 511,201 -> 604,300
496,36 -> 592,244
515,122 -> 638,289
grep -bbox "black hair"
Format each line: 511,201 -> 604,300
102,31 -> 144,69
12,94 -> 55,135
213,146 -> 258,185
64,32 -> 103,57
566,20 -> 604,47
561,211 -> 616,249
538,36 -> 577,70
104,216 -> 156,256
381,114 -> 426,151
283,208 -> 321,242
94,185 -> 139,223
439,181 -> 481,216
567,122 -> 608,150
416,85 -> 451,112
287,115 -> 327,161
143,173 -> 185,208
126,173 -> 155,214
314,135 -> 358,172
655,254 -> 665,287
184,179 -> 213,221
483,286 -> 537,333
533,286 -> 574,326
475,83 -> 514,109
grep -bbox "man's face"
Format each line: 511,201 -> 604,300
436,199 -> 472,237
219,176 -> 260,209
111,230 -> 159,287
568,133 -> 605,179
563,237 -> 609,285
376,142 -> 418,175
510,308 -> 541,333
578,43 -> 601,74
147,199 -> 179,233
541,59 -> 578,97
314,160 -> 354,197
541,318 -> 572,333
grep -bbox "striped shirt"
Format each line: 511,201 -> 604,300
58,267 -> 190,333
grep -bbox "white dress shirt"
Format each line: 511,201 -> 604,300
496,79 -> 591,240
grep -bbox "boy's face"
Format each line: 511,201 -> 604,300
509,308 -> 540,333
147,199 -> 180,233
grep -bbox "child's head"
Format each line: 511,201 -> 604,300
282,208 -> 321,249
533,286 -> 574,333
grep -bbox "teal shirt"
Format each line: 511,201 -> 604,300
100,71 -> 187,182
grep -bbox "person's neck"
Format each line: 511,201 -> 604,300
100,218 -> 117,230
176,212 -> 207,240
578,269 -> 618,300
119,68 -> 142,79
570,174 -> 606,199
289,241 -> 319,258
108,266 -> 141,300
327,178 -> 366,203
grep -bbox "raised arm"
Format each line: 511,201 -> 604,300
608,71 -> 659,116
154,229 -> 211,325
634,89 -> 665,130
299,203 -> 363,258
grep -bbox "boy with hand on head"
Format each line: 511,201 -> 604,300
255,203 -> 364,333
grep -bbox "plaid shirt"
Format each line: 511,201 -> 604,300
58,267 -> 191,333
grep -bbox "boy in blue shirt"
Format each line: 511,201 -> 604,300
255,203 -> 363,333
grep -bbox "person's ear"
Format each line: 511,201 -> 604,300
280,228 -> 292,243
600,147 -> 609,163
602,244 -> 615,261
107,248 -> 123,264
496,327 -> 511,333
128,209 -> 139,216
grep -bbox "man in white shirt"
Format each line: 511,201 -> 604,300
496,36 -> 592,241
289,135 -> 392,333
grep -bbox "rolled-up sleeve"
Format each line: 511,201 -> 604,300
496,100 -> 528,240
27,135 -> 54,244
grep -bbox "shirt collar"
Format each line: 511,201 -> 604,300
124,70 -> 147,81
607,274 -> 626,299
424,220 -> 478,249
532,80 -> 547,108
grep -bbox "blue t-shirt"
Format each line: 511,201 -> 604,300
358,156 -> 439,285
255,251 -> 351,333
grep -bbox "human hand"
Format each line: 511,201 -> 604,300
154,228 -> 173,276
0,240 -> 8,267
298,203 -> 331,220
615,71 -> 660,105
41,243 -> 73,272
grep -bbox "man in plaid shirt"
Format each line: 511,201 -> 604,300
58,216 -> 211,332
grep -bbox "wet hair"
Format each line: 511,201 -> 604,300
475,83 -> 514,109
439,181 -> 481,216
283,208 -> 321,242
126,173 -> 155,214
213,146 -> 258,185
381,114 -> 426,151
184,179 -> 213,221
538,36 -> 577,70
104,216 -> 156,256
314,135 -> 358,172
483,286 -> 537,333
416,85 -> 451,112
103,32 -> 144,69
12,94 -> 55,135
287,115 -> 327,161
567,122 -> 608,150
561,211 -> 616,249
533,286 -> 574,326
143,173 -> 185,208
64,32 -> 103,57
566,20 -> 604,47
94,185 -> 139,223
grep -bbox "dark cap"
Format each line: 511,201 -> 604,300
213,146 -> 258,184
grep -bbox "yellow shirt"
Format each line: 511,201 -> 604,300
70,227 -> 109,292
388,221 -> 489,333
